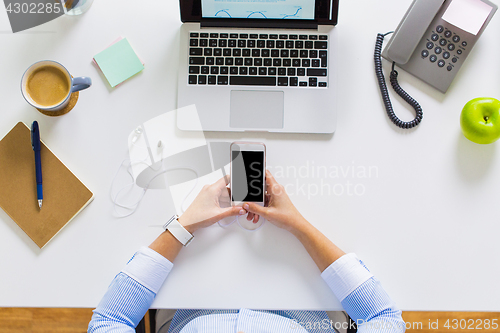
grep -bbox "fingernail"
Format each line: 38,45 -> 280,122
239,209 -> 246,215
243,204 -> 249,210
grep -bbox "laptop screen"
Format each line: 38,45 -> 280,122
201,0 -> 315,20
180,0 -> 339,26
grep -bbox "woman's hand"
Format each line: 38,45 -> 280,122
179,175 -> 247,233
150,175 -> 245,262
243,170 -> 308,234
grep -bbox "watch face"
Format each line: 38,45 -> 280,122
164,215 -> 193,246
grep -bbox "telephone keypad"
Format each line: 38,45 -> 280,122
420,24 -> 470,72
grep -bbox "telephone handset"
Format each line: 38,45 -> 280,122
375,0 -> 497,129
384,0 -> 445,66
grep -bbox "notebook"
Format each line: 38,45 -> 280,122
0,122 -> 94,248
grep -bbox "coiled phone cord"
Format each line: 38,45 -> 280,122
374,32 -> 423,129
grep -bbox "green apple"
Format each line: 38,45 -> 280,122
460,97 -> 500,144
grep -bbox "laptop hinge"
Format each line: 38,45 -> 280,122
200,19 -> 318,30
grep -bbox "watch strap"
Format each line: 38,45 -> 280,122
163,215 -> 194,246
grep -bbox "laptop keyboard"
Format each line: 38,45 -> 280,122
188,32 -> 328,87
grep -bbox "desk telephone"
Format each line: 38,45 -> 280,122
374,0 -> 497,129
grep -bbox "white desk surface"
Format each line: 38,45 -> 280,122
0,0 -> 499,311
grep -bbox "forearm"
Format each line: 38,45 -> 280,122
149,230 -> 184,262
294,219 -> 404,332
291,218 -> 345,272
148,216 -> 196,262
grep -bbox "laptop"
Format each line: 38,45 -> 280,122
177,0 -> 339,134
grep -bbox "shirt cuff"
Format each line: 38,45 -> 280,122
121,246 -> 174,294
321,253 -> 374,302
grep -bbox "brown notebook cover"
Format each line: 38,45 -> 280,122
0,122 -> 94,248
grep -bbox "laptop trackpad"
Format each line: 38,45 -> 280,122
230,90 -> 284,129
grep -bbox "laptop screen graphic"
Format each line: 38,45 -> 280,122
201,0 -> 315,20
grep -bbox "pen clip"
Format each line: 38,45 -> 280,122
31,122 -> 35,150
31,121 -> 39,151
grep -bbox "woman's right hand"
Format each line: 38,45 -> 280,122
243,170 -> 308,234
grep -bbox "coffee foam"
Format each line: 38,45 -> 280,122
27,66 -> 70,107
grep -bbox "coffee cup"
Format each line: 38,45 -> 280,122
21,60 -> 91,112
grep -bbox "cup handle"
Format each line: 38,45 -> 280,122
71,77 -> 92,92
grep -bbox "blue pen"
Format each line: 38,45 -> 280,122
31,121 -> 43,209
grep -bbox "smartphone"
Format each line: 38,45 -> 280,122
230,142 -> 266,208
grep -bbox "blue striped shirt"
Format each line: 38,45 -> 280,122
88,247 -> 405,333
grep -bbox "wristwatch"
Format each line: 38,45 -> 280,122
163,215 -> 194,246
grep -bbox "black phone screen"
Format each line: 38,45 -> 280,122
231,150 -> 265,202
